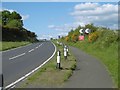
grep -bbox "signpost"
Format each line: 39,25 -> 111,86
79,28 -> 91,41
58,36 -> 60,39
79,29 -> 85,41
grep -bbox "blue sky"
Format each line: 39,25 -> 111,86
2,2 -> 118,39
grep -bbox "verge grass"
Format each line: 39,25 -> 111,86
0,41 -> 30,51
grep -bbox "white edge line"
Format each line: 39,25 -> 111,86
28,49 -> 34,53
34,43 -> 43,49
5,41 -> 56,89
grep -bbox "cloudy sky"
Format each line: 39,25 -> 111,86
2,2 -> 118,39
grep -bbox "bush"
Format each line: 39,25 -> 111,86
88,31 -> 99,43
95,29 -> 118,49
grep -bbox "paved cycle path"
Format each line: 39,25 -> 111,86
64,46 -> 114,88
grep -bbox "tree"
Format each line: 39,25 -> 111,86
1,10 -> 23,28
0,11 -> 1,19
2,10 -> 11,25
65,36 -> 69,41
85,23 -> 97,32
1,10 -> 38,42
6,19 -> 23,28
11,11 -> 22,20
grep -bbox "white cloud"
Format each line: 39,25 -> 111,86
0,8 -> 2,11
57,32 -> 68,36
38,34 -> 55,40
48,24 -> 73,31
48,3 -> 118,31
71,3 -> 118,29
74,3 -> 100,10
48,25 -> 55,28
22,15 -> 29,20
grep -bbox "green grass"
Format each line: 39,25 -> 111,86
66,40 -> 118,87
18,40 -> 76,88
0,41 -> 30,51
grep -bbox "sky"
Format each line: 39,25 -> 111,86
1,2 -> 118,40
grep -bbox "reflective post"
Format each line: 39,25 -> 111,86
64,45 -> 67,60
57,50 -> 61,69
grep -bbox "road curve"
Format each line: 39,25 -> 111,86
2,41 -> 55,88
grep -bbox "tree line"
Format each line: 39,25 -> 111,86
0,10 -> 38,42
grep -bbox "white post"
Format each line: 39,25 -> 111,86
64,45 -> 67,60
57,51 -> 61,69
67,46 -> 69,55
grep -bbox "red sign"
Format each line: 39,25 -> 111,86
79,35 -> 84,41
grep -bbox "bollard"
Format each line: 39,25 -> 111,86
56,50 -> 61,69
66,46 -> 69,55
64,45 -> 67,60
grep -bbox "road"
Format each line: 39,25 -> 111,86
64,46 -> 114,88
2,41 -> 55,88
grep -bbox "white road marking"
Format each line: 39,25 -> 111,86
39,43 -> 43,47
9,53 -> 26,60
28,49 -> 34,52
5,42 -> 56,89
29,43 -> 43,52
9,43 -> 43,60
35,46 -> 39,49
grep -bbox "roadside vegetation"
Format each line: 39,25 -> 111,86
1,10 -> 38,42
0,41 -> 30,51
0,10 -> 38,51
59,24 -> 119,87
18,41 -> 76,88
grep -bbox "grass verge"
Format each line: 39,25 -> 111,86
18,40 -> 76,88
0,41 -> 30,51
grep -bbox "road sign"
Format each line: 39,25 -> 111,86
58,36 -> 60,39
85,28 -> 91,33
79,35 -> 84,41
79,29 -> 84,33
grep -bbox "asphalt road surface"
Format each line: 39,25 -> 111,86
2,41 -> 55,88
64,46 -> 114,88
